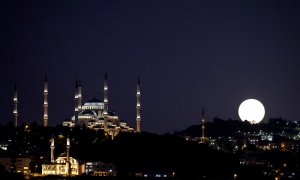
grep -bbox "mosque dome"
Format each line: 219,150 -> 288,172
79,109 -> 97,116
58,152 -> 67,157
84,98 -> 103,106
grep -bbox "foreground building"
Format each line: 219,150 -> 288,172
85,161 -> 117,176
42,137 -> 85,176
0,156 -> 31,175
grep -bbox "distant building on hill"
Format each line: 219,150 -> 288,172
63,72 -> 141,138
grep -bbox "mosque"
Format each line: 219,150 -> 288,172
12,72 -> 141,138
62,72 -> 141,137
42,137 -> 85,176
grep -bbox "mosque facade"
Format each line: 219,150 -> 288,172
62,72 -> 140,138
42,138 -> 85,176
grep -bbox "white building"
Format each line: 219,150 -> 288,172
63,72 -> 138,138
42,138 -> 85,176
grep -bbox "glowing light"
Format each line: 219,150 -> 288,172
67,138 -> 70,146
51,138 -> 55,147
238,99 -> 265,124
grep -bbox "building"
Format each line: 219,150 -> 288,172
15,157 -> 31,175
85,161 -> 116,176
0,156 -> 31,175
42,156 -> 84,176
63,72 -> 137,138
63,98 -> 134,136
42,137 -> 85,176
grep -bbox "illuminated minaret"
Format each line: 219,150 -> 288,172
50,137 -> 55,163
77,81 -> 82,113
103,71 -> 108,132
66,137 -> 71,176
43,75 -> 48,127
66,137 -> 70,161
136,77 -> 141,133
200,108 -> 206,143
13,83 -> 18,127
74,80 -> 79,126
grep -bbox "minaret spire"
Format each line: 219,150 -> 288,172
13,83 -> 18,127
103,71 -> 108,132
66,137 -> 70,161
78,81 -> 82,114
50,137 -> 55,163
43,75 -> 48,127
136,76 -> 141,133
66,137 -> 71,176
200,108 -> 206,143
74,80 -> 79,126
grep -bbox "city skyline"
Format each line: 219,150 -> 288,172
0,0 -> 300,133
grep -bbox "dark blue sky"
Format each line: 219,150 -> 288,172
0,0 -> 300,133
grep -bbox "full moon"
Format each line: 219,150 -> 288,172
238,99 -> 265,124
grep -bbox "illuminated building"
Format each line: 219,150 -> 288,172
42,137 -> 85,176
63,72 -> 135,137
13,83 -> 18,127
0,157 -> 31,175
85,161 -> 116,176
0,142 -> 8,151
43,76 -> 48,127
15,157 -> 31,175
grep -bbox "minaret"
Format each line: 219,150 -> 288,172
50,137 -> 55,163
66,137 -> 71,176
77,81 -> 82,114
66,137 -> 70,161
136,76 -> 141,133
103,71 -> 108,132
43,75 -> 48,127
74,80 -> 79,126
13,83 -> 18,127
200,108 -> 206,143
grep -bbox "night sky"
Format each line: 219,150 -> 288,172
0,0 -> 300,133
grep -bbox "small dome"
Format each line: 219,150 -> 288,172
58,152 -> 66,157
